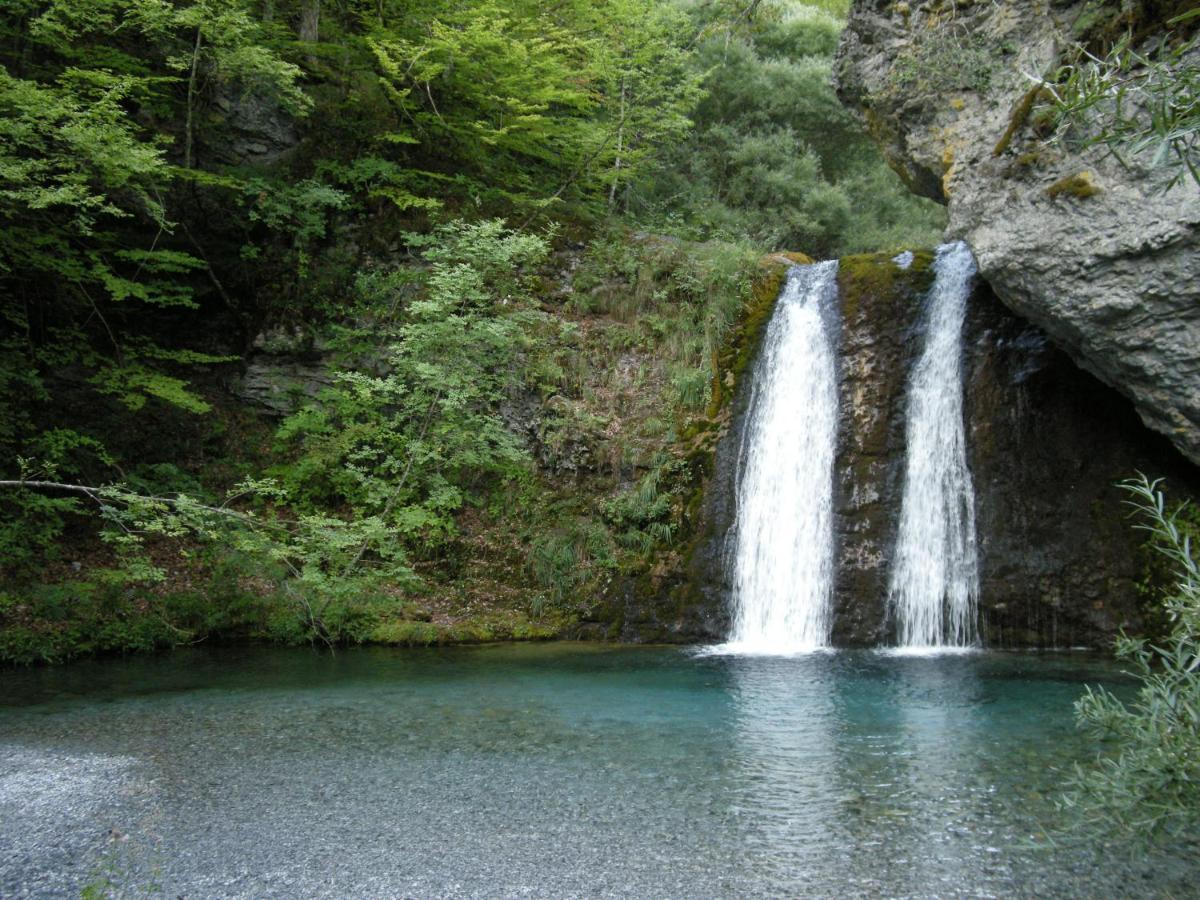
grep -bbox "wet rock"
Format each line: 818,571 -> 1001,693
829,252 -> 1197,648
622,251 -> 1197,648
964,281 -> 1197,647
831,252 -> 936,645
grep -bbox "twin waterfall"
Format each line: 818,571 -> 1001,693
724,242 -> 979,654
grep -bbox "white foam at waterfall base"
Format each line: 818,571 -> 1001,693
887,240 -> 980,651
713,261 -> 840,656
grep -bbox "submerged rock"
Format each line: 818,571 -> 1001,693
834,0 -> 1200,465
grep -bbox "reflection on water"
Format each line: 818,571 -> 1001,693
0,645 -> 1193,898
727,655 -> 838,886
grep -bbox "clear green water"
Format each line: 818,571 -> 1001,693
0,645 -> 1192,898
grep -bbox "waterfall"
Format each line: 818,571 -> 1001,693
722,261 -> 840,654
887,241 -> 980,650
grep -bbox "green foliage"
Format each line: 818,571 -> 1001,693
1044,15 -> 1200,189
637,1 -> 944,255
51,478 -> 418,646
1065,474 -> 1200,842
0,538 -> 409,663
370,618 -> 440,646
359,0 -> 701,217
0,62 -> 211,418
0,581 -> 184,665
604,454 -> 689,555
368,4 -> 595,208
0,431 -> 112,574
528,517 -> 615,610
574,233 -> 758,413
0,0 -> 312,505
276,220 -> 547,552
241,178 -> 348,276
885,26 -> 997,97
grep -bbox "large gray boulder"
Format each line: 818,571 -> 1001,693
834,0 -> 1200,464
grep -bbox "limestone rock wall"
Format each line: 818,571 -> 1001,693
833,0 -> 1200,465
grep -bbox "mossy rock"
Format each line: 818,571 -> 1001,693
706,252 -> 813,418
993,84 -> 1049,157
837,249 -> 935,322
1045,171 -> 1101,200
369,620 -> 440,646
510,621 -> 559,640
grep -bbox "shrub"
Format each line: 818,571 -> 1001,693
1043,12 -> 1200,190
1065,474 -> 1200,841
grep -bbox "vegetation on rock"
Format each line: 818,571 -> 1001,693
1044,9 -> 1200,189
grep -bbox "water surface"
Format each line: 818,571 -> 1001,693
0,645 -> 1191,897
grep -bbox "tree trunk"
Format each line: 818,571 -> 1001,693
184,25 -> 203,169
608,76 -> 628,212
300,0 -> 320,67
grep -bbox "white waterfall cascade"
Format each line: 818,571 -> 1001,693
887,240 -> 980,650
722,261 -> 840,654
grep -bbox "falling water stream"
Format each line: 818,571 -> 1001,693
887,241 -> 980,650
722,261 -> 839,654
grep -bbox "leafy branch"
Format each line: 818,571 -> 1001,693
1064,473 -> 1200,842
1043,14 -> 1200,189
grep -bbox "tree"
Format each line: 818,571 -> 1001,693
634,0 -> 944,255
582,0 -> 703,213
359,0 -> 702,218
275,220 -> 549,549
0,0 -> 315,572
0,0 -> 312,423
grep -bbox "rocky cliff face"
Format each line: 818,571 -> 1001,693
616,252 -> 1196,648
831,252 -> 1196,647
833,0 -> 1200,466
